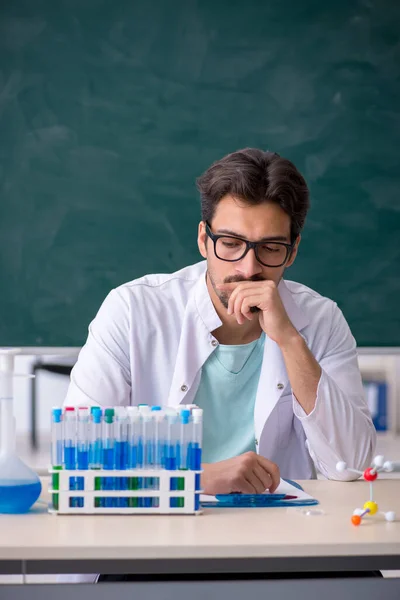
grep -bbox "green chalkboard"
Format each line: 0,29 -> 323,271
1,0 -> 399,347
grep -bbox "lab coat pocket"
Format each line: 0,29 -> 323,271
277,395 -> 294,449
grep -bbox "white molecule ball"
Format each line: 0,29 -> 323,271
373,455 -> 385,468
336,461 -> 347,472
353,508 -> 364,516
383,461 -> 393,472
385,511 -> 396,522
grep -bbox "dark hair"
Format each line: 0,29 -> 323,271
196,148 -> 310,243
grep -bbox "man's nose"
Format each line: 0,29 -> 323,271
235,247 -> 263,279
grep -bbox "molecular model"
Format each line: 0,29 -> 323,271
336,455 -> 397,526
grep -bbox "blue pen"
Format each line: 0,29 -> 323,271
102,408 -> 115,507
115,407 -> 129,506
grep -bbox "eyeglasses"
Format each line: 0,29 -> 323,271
205,222 -> 294,268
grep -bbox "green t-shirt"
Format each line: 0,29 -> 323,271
194,333 -> 265,463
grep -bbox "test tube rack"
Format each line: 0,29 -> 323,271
48,467 -> 202,515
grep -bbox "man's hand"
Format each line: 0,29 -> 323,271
216,280 -> 299,348
201,452 -> 280,495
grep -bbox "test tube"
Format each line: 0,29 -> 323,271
90,407 -> 103,509
51,407 -> 63,510
190,408 -> 203,470
89,407 -> 103,469
115,407 -> 128,506
178,409 -> 190,470
77,407 -> 90,471
165,411 -> 178,471
64,407 -> 76,470
127,406 -> 140,468
63,407 -> 78,507
152,408 -> 165,469
127,406 -> 140,507
102,408 -> 115,507
51,407 -> 63,468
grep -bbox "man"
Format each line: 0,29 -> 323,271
65,148 -> 375,496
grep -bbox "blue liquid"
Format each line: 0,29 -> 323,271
0,481 -> 42,514
53,440 -> 63,466
195,474 -> 201,491
176,443 -> 181,469
115,441 -> 128,470
145,441 -> 154,466
189,445 -> 202,470
129,444 -> 138,468
165,457 -> 176,470
64,446 -> 76,469
90,439 -> 102,467
137,438 -> 143,467
77,449 -> 89,470
102,447 -> 115,470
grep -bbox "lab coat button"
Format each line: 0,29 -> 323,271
180,384 -> 188,392
255,438 -> 259,446
277,383 -> 284,390
211,339 -> 218,346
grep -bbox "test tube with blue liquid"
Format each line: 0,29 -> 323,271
191,408 -> 203,507
90,407 -> 103,508
166,411 -> 179,498
127,407 -> 140,505
76,408 -> 89,506
51,408 -> 63,510
89,407 -> 103,469
178,409 -> 190,471
152,407 -> 164,470
115,407 -> 129,506
63,407 -> 78,506
102,408 -> 115,507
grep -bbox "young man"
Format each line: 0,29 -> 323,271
65,148 -> 375,495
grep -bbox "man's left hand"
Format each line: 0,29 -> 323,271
216,280 -> 299,347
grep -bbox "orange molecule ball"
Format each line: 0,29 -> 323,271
351,515 -> 362,526
363,468 -> 378,482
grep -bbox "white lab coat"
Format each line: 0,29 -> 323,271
62,261 -> 375,583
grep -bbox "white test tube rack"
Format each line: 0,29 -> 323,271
48,467 -> 203,515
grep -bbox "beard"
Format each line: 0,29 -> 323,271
207,269 -> 266,313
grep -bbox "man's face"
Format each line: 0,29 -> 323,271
197,195 -> 300,310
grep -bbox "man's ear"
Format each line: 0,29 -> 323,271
197,221 -> 207,259
286,234 -> 301,268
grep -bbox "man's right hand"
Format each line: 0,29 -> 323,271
201,452 -> 280,495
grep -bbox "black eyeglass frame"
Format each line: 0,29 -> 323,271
205,221 -> 295,268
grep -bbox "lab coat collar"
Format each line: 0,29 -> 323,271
167,264 -> 309,408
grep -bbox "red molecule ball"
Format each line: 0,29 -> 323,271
363,468 -> 378,482
351,515 -> 362,526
